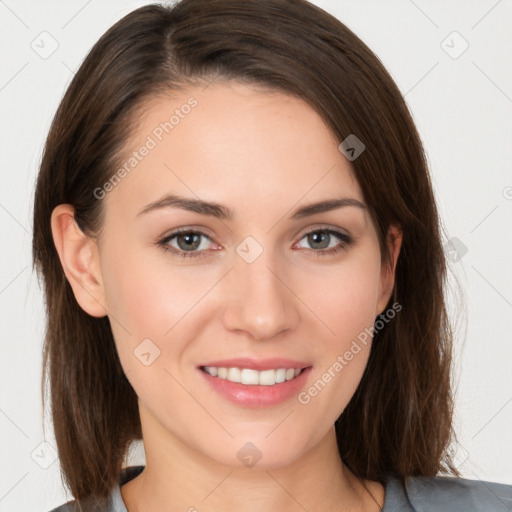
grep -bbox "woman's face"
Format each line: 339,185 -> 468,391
81,81 -> 400,468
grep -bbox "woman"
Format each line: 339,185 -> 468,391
33,0 -> 512,510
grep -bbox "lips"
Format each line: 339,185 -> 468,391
197,357 -> 312,407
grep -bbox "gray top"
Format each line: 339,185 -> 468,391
49,465 -> 512,511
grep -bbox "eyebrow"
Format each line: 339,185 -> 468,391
137,193 -> 367,220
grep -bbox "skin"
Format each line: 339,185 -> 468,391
52,80 -> 402,511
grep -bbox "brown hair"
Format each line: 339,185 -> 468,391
33,0 -> 459,502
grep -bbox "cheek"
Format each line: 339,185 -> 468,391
302,249 -> 382,347
98,242 -> 171,365
100,243 -> 220,372
101,238 -> 190,333
296,250 -> 381,416
101,256 -> 165,334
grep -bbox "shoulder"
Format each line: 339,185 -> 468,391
47,466 -> 145,512
384,474 -> 512,511
47,495 -> 109,512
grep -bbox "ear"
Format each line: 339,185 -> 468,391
376,224 -> 402,316
50,204 -> 107,317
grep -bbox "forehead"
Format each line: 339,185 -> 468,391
105,80 -> 364,220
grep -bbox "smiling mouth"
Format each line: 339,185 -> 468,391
200,366 -> 308,386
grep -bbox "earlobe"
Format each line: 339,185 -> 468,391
50,204 -> 107,318
376,224 -> 403,315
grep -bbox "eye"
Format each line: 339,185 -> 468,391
157,227 -> 352,260
158,228 -> 215,259
295,228 -> 352,256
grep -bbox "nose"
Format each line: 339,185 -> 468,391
221,247 -> 300,341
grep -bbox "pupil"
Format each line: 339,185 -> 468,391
309,231 -> 329,249
178,233 -> 200,251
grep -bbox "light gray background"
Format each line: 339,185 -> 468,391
1,0 -> 511,510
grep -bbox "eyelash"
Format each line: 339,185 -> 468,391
157,227 -> 352,260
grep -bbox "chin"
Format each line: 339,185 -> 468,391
201,434 -> 309,471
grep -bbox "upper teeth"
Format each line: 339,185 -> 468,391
203,367 -> 302,386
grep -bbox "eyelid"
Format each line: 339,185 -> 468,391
159,224 -> 350,244
159,224 -> 216,239
296,223 -> 351,239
